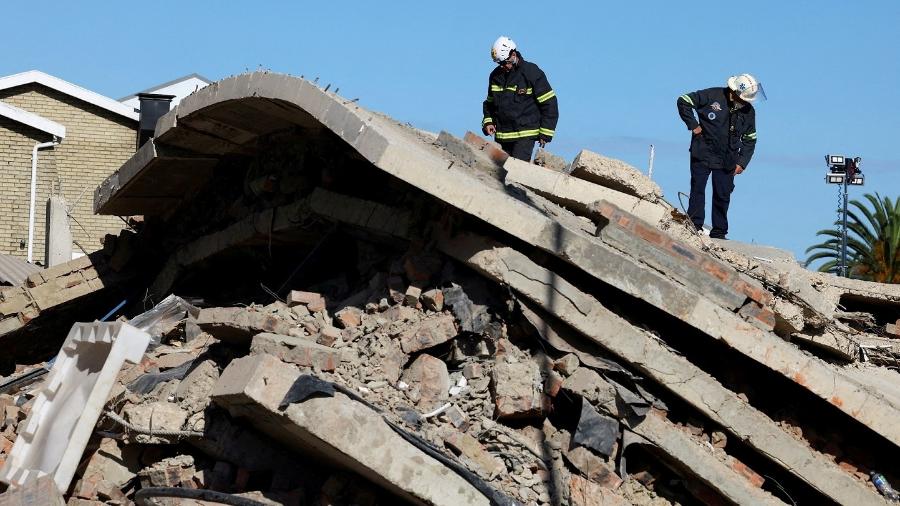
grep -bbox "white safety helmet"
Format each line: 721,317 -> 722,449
727,73 -> 766,103
491,36 -> 517,64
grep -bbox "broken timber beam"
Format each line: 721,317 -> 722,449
436,230 -> 885,506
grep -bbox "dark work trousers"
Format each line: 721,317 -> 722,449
687,162 -> 735,238
499,139 -> 536,161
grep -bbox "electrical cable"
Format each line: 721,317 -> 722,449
134,487 -> 269,506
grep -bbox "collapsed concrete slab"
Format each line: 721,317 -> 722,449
436,231 -> 886,505
0,322 -> 150,493
212,354 -> 490,506
90,71 -> 900,473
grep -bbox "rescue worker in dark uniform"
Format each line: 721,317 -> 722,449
677,74 -> 764,239
482,36 -> 559,161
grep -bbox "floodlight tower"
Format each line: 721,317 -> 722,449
824,155 -> 864,277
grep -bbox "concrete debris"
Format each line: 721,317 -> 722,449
0,72 -> 894,505
401,354 -> 450,410
570,149 -> 664,202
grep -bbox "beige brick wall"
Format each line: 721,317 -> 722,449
0,84 -> 136,263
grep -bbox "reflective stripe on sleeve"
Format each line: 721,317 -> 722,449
482,117 -> 493,126
680,94 -> 695,106
490,85 -> 503,92
744,131 -> 757,140
536,90 -> 556,103
539,128 -> 555,137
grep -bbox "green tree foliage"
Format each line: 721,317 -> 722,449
805,193 -> 900,283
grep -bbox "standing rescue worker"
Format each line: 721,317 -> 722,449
677,74 -> 764,239
482,36 -> 559,161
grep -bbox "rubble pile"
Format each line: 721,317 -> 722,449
0,72 -> 899,505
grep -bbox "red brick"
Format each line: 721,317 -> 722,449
730,459 -> 765,488
739,302 -> 776,331
544,370 -> 564,397
422,288 -> 444,311
287,290 -> 326,312
334,307 -> 362,328
463,131 -> 509,166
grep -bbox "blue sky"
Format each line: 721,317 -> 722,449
3,1 -> 898,263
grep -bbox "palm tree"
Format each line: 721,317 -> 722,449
805,193 -> 900,283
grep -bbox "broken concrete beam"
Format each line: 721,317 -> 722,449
491,360 -> 549,419
212,354 -> 490,505
93,139 -> 217,216
0,323 -> 150,493
196,307 -> 293,344
595,200 -> 773,309
570,149 -> 663,201
309,187 -> 412,238
122,401 -> 189,444
503,157 -> 669,227
436,231 -> 886,505
397,314 -> 457,354
251,333 -> 340,372
627,411 -> 783,505
149,199 -> 310,299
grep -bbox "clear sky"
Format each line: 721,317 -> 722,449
3,1 -> 897,263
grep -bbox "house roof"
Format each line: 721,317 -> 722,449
118,73 -> 212,102
0,253 -> 41,287
0,70 -> 138,122
0,100 -> 66,139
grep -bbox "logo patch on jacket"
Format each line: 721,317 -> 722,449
711,102 -> 722,111
708,112 -> 717,120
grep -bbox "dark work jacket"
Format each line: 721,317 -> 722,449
677,87 -> 757,170
482,58 -> 559,142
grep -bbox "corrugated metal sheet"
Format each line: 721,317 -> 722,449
0,254 -> 42,286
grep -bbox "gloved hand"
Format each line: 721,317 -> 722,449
483,124 -> 496,136
538,135 -> 551,147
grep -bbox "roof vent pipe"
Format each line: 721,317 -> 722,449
136,93 -> 175,149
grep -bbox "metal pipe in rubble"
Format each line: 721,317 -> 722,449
28,139 -> 59,263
